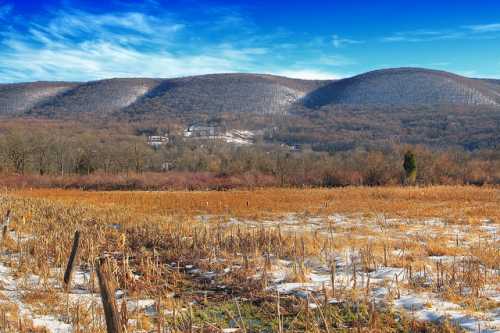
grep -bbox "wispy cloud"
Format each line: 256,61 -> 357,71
28,9 -> 184,48
381,23 -> 500,43
466,23 -> 500,33
317,55 -> 356,66
381,30 -> 465,42
332,34 -> 363,48
0,3 -> 350,82
271,69 -> 341,80
0,8 -> 198,81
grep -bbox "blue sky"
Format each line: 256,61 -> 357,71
1,0 -> 500,82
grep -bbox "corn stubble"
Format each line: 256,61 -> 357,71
0,186 -> 497,332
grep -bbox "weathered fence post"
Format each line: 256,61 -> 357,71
96,256 -> 123,333
2,210 -> 11,239
3,210 -> 11,225
63,230 -> 81,291
120,299 -> 128,332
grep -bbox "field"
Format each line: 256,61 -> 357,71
0,186 -> 498,332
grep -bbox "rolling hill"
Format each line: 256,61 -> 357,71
2,68 -> 499,118
302,68 -> 500,108
123,73 -> 325,117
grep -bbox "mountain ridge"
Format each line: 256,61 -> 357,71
1,67 -> 499,119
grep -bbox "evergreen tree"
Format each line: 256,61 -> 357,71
403,150 -> 417,184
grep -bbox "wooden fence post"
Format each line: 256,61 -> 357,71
63,230 -> 81,291
3,210 -> 11,225
2,210 -> 11,239
96,257 -> 123,333
120,299 -> 128,331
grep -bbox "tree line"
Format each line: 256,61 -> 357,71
0,126 -> 499,190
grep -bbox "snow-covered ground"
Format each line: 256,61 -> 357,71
185,129 -> 255,145
0,262 -> 72,332
0,231 -> 162,332
194,213 -> 500,332
220,130 -> 255,145
0,212 -> 498,332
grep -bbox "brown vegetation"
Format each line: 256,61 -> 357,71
0,186 -> 497,331
0,122 -> 499,191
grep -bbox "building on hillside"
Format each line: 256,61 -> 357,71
280,143 -> 302,152
161,161 -> 173,171
183,124 -> 222,138
147,135 -> 169,147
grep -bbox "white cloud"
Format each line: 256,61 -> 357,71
30,9 -> 184,47
0,5 -> 355,82
317,55 -> 356,66
381,30 -> 465,42
466,23 -> 500,33
382,24 -> 500,43
0,8 -> 258,82
0,38 -> 256,82
332,34 -> 363,48
272,69 -> 341,80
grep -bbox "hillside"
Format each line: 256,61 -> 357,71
0,82 -> 77,115
3,69 -> 500,118
302,68 -> 500,108
0,68 -> 500,118
122,73 -> 326,118
29,78 -> 162,117
5,74 -> 327,118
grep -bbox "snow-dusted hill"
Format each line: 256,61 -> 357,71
0,82 -> 77,115
2,69 -> 499,118
123,73 -> 325,116
302,68 -> 500,108
29,78 -> 163,117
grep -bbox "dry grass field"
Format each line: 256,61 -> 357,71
0,186 -> 497,332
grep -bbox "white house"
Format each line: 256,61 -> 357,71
147,135 -> 169,147
183,124 -> 220,138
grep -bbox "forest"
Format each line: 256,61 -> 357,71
0,120 -> 499,190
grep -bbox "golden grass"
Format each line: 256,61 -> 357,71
0,185 -> 497,332
8,186 -> 500,221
